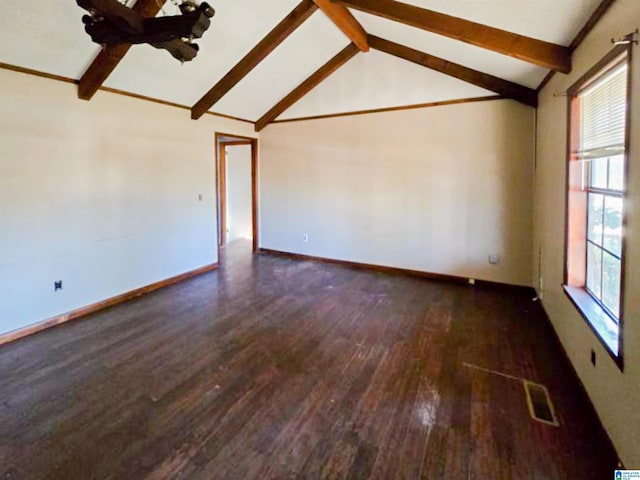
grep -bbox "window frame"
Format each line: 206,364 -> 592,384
563,44 -> 632,370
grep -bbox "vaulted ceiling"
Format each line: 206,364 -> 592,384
0,0 -> 607,129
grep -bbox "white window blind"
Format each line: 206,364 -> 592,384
579,61 -> 628,158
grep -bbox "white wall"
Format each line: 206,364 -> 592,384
260,99 -> 535,286
0,68 -> 255,336
225,145 -> 253,243
534,0 -> 640,467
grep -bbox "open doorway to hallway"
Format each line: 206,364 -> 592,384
215,133 -> 258,261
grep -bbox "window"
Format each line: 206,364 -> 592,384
564,46 -> 630,366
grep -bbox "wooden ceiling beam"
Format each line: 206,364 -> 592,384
369,35 -> 538,108
78,0 -> 166,101
334,0 -> 571,73
537,0 -> 617,92
191,0 -> 317,120
255,43 -> 359,131
312,0 -> 369,51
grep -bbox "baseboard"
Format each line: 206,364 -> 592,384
536,297 -> 624,469
259,248 -> 532,293
0,263 -> 218,347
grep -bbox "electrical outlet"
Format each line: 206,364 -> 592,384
303,233 -> 309,243
54,280 -> 63,292
488,254 -> 500,265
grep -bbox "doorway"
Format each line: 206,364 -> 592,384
215,132 -> 258,261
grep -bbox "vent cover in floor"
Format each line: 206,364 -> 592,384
523,380 -> 559,427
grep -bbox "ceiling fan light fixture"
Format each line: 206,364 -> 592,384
77,0 -> 215,62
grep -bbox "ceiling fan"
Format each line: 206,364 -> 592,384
77,0 -> 215,62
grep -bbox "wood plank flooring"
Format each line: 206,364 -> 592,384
0,240 -> 619,479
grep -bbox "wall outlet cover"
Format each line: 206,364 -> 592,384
488,254 -> 501,265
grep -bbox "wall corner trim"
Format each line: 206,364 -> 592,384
259,248 -> 531,292
535,297 -> 624,468
0,263 -> 219,348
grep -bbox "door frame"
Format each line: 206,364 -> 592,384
214,132 -> 259,257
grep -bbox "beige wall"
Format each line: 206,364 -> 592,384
0,68 -> 255,336
535,0 -> 640,467
260,99 -> 535,286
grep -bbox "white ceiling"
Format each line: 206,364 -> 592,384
0,2 -> 100,79
355,13 -> 548,89
0,0 -> 605,122
368,0 -> 602,45
277,50 -> 493,120
211,12 -> 349,120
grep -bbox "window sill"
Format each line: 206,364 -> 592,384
562,285 -> 623,370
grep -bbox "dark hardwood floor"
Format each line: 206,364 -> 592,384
0,240 -> 619,479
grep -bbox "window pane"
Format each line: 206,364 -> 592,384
587,193 -> 604,245
589,157 -> 608,189
603,196 -> 623,256
587,243 -> 602,298
602,252 -> 621,318
608,155 -> 625,191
